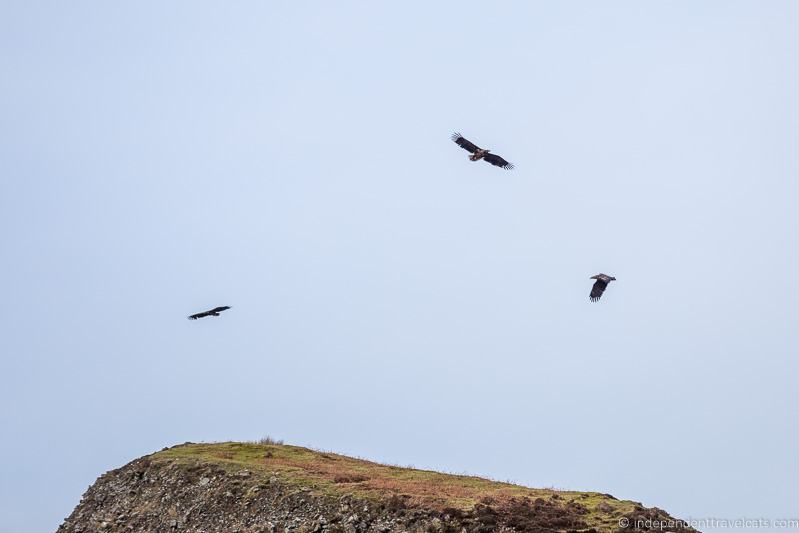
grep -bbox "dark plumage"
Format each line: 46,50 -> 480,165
188,306 -> 231,320
589,274 -> 616,302
451,132 -> 514,170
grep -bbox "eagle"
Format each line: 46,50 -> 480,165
188,306 -> 231,320
451,132 -> 514,170
589,274 -> 616,302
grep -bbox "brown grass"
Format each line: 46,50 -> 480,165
213,451 -> 235,460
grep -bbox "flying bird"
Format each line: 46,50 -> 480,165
451,132 -> 514,170
188,306 -> 231,320
589,274 -> 616,302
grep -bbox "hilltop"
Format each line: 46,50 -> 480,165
58,441 -> 692,532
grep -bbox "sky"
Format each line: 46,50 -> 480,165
1,2 -> 798,532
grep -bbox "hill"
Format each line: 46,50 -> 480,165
57,441 -> 693,532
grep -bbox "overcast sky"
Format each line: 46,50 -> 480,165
2,2 -> 798,532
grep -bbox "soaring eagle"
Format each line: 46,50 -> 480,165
589,274 -> 616,302
188,306 -> 231,320
451,133 -> 514,170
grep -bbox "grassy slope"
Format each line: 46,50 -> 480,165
155,442 -> 645,531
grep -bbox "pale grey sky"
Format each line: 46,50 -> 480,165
1,2 -> 798,532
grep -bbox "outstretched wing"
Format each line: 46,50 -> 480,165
483,153 -> 514,170
188,311 -> 210,320
451,132 -> 480,153
210,306 -> 231,314
589,280 -> 608,302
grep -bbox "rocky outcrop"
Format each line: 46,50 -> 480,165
57,443 -> 693,533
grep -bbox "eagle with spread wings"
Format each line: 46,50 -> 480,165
188,306 -> 231,320
451,133 -> 514,170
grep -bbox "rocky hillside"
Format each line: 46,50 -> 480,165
58,442 -> 693,533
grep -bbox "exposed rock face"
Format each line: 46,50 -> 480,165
59,457 -> 438,533
57,443 -> 693,533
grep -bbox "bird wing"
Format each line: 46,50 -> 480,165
482,153 -> 514,170
210,306 -> 230,313
589,280 -> 608,302
451,132 -> 480,153
188,311 -> 210,320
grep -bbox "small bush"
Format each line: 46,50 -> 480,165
333,474 -> 369,483
256,436 -> 284,445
